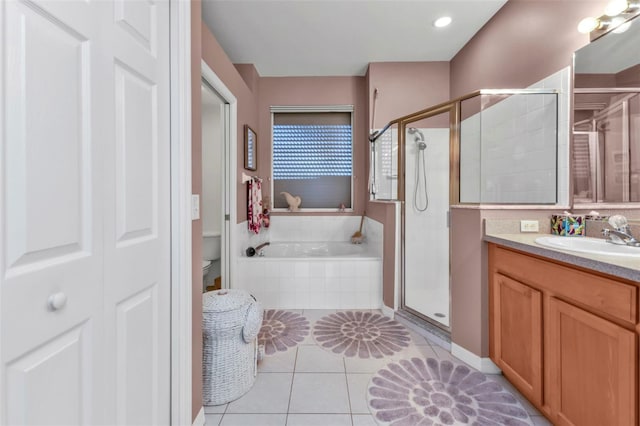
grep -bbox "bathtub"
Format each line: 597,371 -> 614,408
234,241 -> 382,310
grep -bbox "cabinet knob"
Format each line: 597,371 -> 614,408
48,292 -> 67,311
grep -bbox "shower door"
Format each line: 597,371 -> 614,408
401,107 -> 455,329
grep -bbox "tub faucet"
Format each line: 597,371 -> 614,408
602,215 -> 640,247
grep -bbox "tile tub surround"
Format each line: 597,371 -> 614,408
203,309 -> 551,426
235,255 -> 382,309
234,216 -> 384,310
236,216 -> 383,257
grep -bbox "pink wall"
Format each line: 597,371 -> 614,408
201,25 -> 260,225
192,11 -> 259,420
366,201 -> 397,307
367,62 -> 450,128
447,0 -> 610,360
257,77 -> 368,215
450,0 -> 607,97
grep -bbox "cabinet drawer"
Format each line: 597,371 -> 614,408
490,245 -> 638,325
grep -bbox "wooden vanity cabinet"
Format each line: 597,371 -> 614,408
489,243 -> 639,426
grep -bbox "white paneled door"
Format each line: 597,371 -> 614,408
1,1 -> 171,424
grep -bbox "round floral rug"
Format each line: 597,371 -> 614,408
312,311 -> 411,358
367,357 -> 533,426
258,310 -> 310,355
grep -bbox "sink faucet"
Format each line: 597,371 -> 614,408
602,219 -> 640,247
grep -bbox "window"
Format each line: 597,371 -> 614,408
272,108 -> 353,210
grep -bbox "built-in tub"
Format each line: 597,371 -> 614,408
234,241 -> 382,310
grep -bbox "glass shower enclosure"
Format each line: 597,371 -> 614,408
370,89 -> 558,330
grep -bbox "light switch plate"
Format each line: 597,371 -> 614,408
520,220 -> 539,233
192,194 -> 200,220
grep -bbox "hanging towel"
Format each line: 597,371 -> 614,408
247,177 -> 263,234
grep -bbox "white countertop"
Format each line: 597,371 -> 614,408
484,232 -> 640,282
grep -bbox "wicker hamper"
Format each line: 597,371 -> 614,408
202,289 -> 263,406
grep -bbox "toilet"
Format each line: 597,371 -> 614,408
202,233 -> 221,287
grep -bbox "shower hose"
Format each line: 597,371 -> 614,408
414,147 -> 429,211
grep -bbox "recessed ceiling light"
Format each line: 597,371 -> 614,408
434,16 -> 452,28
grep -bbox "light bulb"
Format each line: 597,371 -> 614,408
611,16 -> 632,32
433,16 -> 452,28
605,0 -> 629,16
577,17 -> 601,33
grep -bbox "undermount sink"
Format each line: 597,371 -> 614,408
535,236 -> 640,257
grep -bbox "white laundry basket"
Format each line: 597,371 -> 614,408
202,289 -> 263,406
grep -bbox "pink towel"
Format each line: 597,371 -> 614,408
247,177 -> 263,234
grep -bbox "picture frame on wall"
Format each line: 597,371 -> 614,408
244,125 -> 257,171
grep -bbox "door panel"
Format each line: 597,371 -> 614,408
491,273 -> 543,406
1,1 -> 103,423
548,297 -> 636,426
104,0 -> 170,423
1,0 -> 170,424
6,324 -> 90,426
116,286 -> 159,426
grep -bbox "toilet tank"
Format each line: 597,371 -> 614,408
203,233 -> 221,261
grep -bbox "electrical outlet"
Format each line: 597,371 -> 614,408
520,220 -> 539,233
192,194 -> 200,220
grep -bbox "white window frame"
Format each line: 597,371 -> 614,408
270,105 -> 355,212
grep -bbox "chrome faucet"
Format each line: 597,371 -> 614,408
602,215 -> 640,247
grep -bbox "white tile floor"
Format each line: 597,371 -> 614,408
204,309 -> 552,426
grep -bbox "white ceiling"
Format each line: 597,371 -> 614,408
201,0 -> 508,77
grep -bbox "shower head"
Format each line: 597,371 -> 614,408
408,127 -> 426,150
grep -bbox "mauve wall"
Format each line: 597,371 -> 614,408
448,0 -> 609,359
258,77 -> 368,215
367,62 -> 450,128
191,1 -> 203,420
450,0 -> 607,97
201,27 -> 260,225
366,201 -> 397,307
192,15 -> 259,420
365,62 -> 450,309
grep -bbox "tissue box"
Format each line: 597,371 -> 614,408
551,215 -> 585,236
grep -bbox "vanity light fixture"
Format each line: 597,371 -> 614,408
433,16 -> 452,28
579,0 -> 639,37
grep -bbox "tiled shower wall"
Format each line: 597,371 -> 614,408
460,67 -> 571,205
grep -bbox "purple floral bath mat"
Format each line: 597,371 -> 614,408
258,310 -> 310,355
313,311 -> 411,358
367,357 -> 534,425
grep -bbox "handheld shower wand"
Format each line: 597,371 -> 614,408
408,128 -> 428,211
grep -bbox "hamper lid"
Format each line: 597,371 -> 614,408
203,289 -> 252,313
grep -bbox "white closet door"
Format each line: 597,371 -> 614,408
102,0 -> 171,424
0,0 -> 171,424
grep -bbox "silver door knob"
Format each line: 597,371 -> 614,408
48,292 -> 67,311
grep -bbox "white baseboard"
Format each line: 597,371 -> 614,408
381,304 -> 395,319
192,407 -> 205,426
451,343 -> 501,374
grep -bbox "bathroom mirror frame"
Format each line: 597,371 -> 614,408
571,14 -> 640,208
244,124 -> 257,171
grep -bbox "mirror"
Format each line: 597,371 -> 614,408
244,124 -> 257,171
573,15 -> 640,204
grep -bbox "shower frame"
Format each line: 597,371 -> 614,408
372,89 -> 559,331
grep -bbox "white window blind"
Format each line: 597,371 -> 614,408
272,111 -> 353,209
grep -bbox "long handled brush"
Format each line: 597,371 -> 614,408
351,213 -> 366,244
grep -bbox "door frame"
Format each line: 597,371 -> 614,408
169,0 -> 193,424
201,60 -> 238,290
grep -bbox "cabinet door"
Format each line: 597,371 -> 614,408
491,273 -> 543,406
548,297 -> 637,426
